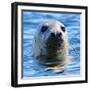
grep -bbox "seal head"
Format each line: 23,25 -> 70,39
33,20 -> 68,68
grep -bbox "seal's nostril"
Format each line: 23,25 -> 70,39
51,32 -> 55,37
58,32 -> 62,37
56,32 -> 62,38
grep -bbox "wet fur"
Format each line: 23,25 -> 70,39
32,20 -> 68,69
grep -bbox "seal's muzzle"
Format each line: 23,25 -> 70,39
33,20 -> 68,71
46,32 -> 63,53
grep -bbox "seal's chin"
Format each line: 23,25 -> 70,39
46,37 -> 63,49
45,38 -> 63,57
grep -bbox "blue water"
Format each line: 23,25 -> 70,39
22,11 -> 80,78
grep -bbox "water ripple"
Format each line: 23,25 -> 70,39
23,11 -> 80,78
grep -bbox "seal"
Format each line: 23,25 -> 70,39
32,20 -> 69,71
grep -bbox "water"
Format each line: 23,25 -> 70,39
22,11 -> 80,78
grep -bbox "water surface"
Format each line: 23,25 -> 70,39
22,11 -> 80,78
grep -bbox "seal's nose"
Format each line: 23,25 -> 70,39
51,32 -> 55,37
51,32 -> 62,38
56,32 -> 62,38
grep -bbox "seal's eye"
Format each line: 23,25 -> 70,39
41,26 -> 48,33
61,26 -> 65,32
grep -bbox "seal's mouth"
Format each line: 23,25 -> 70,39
46,36 -> 63,55
46,36 -> 63,48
